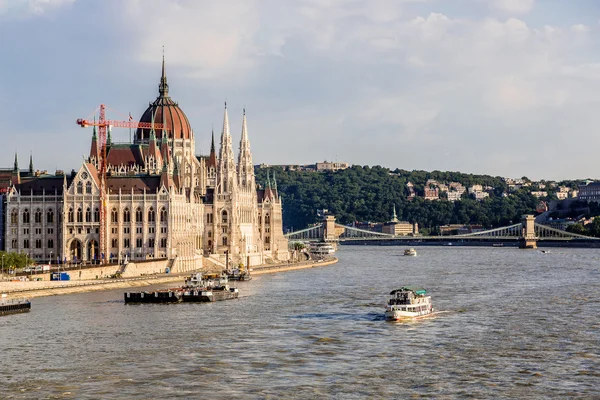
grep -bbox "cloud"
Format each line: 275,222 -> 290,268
2,0 -> 600,180
0,0 -> 75,17
491,0 -> 535,14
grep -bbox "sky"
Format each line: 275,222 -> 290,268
1,0 -> 599,181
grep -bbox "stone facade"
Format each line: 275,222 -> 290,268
3,60 -> 289,271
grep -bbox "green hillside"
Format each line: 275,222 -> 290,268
255,165 -> 539,233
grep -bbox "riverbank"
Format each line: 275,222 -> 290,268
0,257 -> 338,300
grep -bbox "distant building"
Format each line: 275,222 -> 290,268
406,182 -> 416,200
446,191 -> 462,202
382,206 -> 418,236
473,191 -> 489,201
531,191 -> 548,198
315,161 -> 349,172
424,187 -> 439,201
468,184 -> 483,194
536,201 -> 548,213
577,182 -> 600,202
556,192 -> 568,200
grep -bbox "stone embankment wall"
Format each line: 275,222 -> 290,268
121,259 -> 171,278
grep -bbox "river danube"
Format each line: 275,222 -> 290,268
1,246 -> 599,399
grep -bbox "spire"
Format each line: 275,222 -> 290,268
28,153 -> 33,174
272,170 -> 277,192
266,169 -> 271,189
208,128 -> 217,169
13,152 -> 18,172
391,204 -> 399,223
210,129 -> 216,153
217,101 -> 237,194
92,117 -> 97,140
159,47 -> 169,97
149,110 -> 156,140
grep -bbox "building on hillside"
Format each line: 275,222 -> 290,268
424,187 -> 439,201
382,205 -> 418,236
446,191 -> 462,202
472,191 -> 489,201
536,201 -> 548,213
3,59 -> 289,271
556,191 -> 568,200
576,182 -> 600,202
530,191 -> 548,198
315,161 -> 349,172
406,182 -> 416,200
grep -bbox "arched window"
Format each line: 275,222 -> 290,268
148,207 -> 155,223
77,208 -> 83,223
77,181 -> 83,194
208,230 -> 212,238
265,213 -> 270,225
222,236 -> 228,246
68,208 -> 74,223
123,208 -> 130,223
23,209 -> 30,224
86,181 -> 92,194
34,209 -> 42,224
111,208 -> 118,224
94,208 -> 99,222
11,210 -> 18,224
222,210 -> 228,224
85,207 -> 91,222
160,207 -> 167,223
208,240 -> 212,247
135,207 -> 143,223
46,209 -> 54,224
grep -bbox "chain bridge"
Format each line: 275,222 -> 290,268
284,214 -> 599,248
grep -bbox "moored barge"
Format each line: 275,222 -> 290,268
124,273 -> 239,304
1,294 -> 31,316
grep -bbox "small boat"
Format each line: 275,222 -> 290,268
226,268 -> 252,281
0,294 -> 31,316
124,273 -> 239,304
540,250 -> 551,254
385,286 -> 433,321
403,248 -> 417,256
492,243 -> 504,247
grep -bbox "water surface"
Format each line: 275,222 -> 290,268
1,246 -> 599,399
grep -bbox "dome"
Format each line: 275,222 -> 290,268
135,59 -> 193,141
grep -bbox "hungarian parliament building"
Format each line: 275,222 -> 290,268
0,60 -> 289,271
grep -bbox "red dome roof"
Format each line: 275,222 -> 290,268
135,59 -> 193,141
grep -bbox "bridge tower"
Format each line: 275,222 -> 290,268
323,215 -> 337,242
519,214 -> 538,249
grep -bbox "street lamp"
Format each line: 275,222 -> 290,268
49,251 -> 53,267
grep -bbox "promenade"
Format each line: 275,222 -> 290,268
0,257 -> 338,299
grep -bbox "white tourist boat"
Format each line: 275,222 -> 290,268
403,248 -> 417,256
384,286 -> 433,321
309,242 -> 336,256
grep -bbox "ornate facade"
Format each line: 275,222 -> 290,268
2,59 -> 289,271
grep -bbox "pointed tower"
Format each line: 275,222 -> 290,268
217,102 -> 237,194
208,129 -> 217,169
147,112 -> 161,172
12,152 -> 20,185
159,50 -> 169,98
391,204 -> 399,223
28,153 -> 34,175
90,118 -> 99,166
237,108 -> 255,189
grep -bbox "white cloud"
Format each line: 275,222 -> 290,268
571,24 -> 590,33
0,0 -> 75,17
491,0 -> 535,14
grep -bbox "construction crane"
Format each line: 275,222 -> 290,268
76,104 -> 165,264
